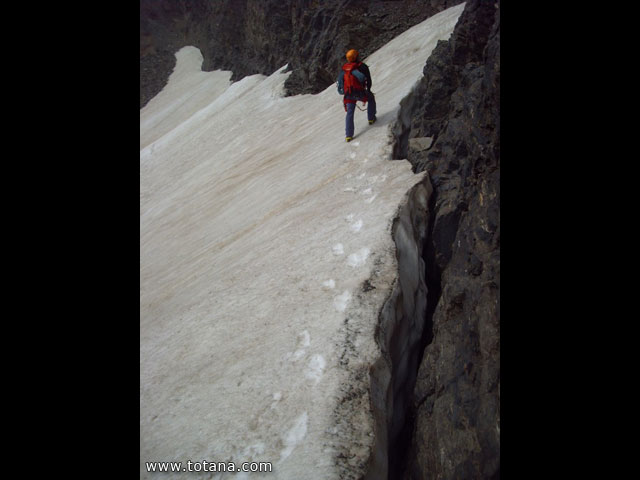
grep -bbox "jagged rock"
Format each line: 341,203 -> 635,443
397,1 -> 500,478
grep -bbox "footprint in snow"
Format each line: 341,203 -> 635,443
241,442 -> 266,459
350,219 -> 363,232
271,392 -> 283,409
345,214 -> 362,232
286,330 -> 310,362
305,354 -> 326,384
347,248 -> 370,268
333,291 -> 351,312
322,279 -> 336,290
279,412 -> 308,462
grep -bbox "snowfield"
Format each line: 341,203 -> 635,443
140,4 -> 465,479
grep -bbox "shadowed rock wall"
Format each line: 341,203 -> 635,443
390,1 -> 500,478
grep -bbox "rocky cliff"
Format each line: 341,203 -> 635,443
140,0 -> 463,109
140,1 -> 499,478
391,1 -> 500,478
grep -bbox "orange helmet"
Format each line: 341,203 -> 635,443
346,49 -> 359,62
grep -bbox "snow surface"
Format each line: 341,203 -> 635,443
140,5 -> 465,479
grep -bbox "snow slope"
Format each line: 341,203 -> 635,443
140,4 -> 465,479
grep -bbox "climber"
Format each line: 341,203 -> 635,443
336,49 -> 377,142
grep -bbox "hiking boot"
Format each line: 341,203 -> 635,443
368,117 -> 377,125
346,137 -> 353,142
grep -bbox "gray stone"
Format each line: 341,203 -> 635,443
409,137 -> 433,152
408,137 -> 433,153
393,1 -> 500,478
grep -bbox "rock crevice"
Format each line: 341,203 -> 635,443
368,1 -> 500,478
365,178 -> 433,480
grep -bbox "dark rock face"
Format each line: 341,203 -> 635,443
391,1 -> 500,478
283,0 -> 463,96
140,0 -> 463,109
140,0 -> 293,109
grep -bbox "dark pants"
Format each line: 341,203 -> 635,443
345,91 -> 376,138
